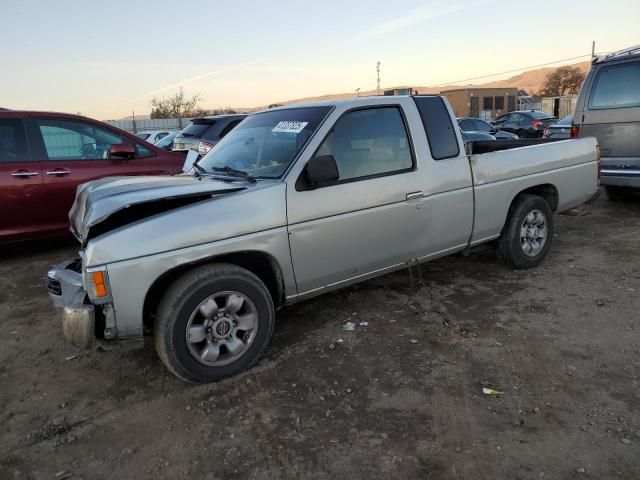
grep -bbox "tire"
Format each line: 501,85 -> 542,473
154,263 -> 275,383
605,185 -> 633,201
517,129 -> 528,139
497,194 -> 554,269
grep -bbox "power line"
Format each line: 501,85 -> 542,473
429,53 -> 605,88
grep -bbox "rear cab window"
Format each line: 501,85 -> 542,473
413,96 -> 460,160
588,61 -> 640,109
0,118 -> 29,162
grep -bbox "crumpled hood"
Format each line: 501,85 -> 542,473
70,174 -> 246,244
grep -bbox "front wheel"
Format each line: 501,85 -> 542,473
154,264 -> 275,383
497,194 -> 554,269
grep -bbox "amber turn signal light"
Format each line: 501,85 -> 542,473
92,271 -> 108,298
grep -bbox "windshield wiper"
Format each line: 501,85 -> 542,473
212,166 -> 256,183
192,161 -> 207,176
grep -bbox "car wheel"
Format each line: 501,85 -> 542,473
154,263 -> 275,383
517,129 -> 528,139
605,186 -> 634,201
497,194 -> 554,269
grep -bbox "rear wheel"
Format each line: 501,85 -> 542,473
154,263 -> 275,383
517,129 -> 528,139
498,194 -> 554,269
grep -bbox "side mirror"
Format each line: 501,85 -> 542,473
109,143 -> 136,159
306,155 -> 339,185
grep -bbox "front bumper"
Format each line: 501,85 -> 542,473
47,259 -> 96,349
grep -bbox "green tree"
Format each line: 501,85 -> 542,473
538,66 -> 585,97
150,87 -> 204,118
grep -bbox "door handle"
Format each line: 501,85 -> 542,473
406,191 -> 424,201
11,171 -> 39,178
46,169 -> 71,176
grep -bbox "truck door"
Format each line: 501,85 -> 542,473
286,97 -> 474,296
286,103 -> 430,294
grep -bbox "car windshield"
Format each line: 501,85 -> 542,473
557,115 -> 573,125
136,133 -> 150,140
198,106 -> 332,178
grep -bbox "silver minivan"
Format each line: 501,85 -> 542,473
573,45 -> 640,200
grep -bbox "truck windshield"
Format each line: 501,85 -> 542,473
197,106 -> 332,178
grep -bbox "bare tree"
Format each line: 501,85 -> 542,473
538,66 -> 586,97
150,87 -> 204,118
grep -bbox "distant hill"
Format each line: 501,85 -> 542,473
266,61 -> 591,107
121,60 -> 591,119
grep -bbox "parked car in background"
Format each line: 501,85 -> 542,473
543,115 -> 573,139
460,130 -> 496,142
572,44 -> 640,200
0,110 -> 185,243
47,95 -> 599,383
457,117 -> 518,139
136,130 -> 174,144
494,110 -> 556,138
172,114 -> 246,155
154,131 -> 180,151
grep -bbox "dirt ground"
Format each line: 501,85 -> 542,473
1,193 -> 639,480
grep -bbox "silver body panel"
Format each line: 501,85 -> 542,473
48,96 -> 599,343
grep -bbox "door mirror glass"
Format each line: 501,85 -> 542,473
109,143 -> 136,159
306,155 -> 339,185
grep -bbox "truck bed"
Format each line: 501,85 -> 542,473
468,137 -> 599,244
468,138 -> 566,155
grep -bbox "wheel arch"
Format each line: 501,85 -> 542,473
142,250 -> 285,332
513,183 -> 559,212
500,183 -> 558,234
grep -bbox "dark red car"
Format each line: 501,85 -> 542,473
0,110 -> 185,243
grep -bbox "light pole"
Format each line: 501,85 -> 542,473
376,61 -> 381,96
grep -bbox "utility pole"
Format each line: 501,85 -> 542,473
132,110 -> 137,134
376,61 -> 381,96
591,40 -> 596,60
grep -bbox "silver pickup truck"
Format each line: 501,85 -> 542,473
47,95 -> 599,383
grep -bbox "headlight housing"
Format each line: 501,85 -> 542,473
84,266 -> 112,304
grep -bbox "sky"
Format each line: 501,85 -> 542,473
1,0 -> 639,119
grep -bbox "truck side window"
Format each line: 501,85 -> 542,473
314,107 -> 413,182
413,97 -> 459,160
0,119 -> 29,162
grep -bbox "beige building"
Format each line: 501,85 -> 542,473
540,95 -> 578,119
440,87 -> 519,120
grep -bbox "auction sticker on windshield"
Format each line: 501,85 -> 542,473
272,121 -> 308,134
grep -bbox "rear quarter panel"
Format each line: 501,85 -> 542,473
470,138 -> 598,243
